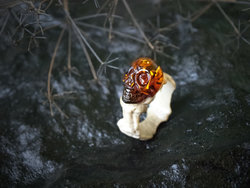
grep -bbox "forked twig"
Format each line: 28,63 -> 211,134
65,11 -> 118,79
61,0 -> 98,80
64,11 -> 103,63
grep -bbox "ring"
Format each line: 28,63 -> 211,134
117,57 -> 176,140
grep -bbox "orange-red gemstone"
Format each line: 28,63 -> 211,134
122,57 -> 164,103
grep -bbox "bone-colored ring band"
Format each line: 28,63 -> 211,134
117,73 -> 176,140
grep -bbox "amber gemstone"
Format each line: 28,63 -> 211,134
122,57 -> 163,103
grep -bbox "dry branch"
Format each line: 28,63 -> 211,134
159,2 -> 214,32
78,29 -> 98,80
47,28 -> 65,116
122,0 -> 154,50
108,0 -> 118,41
75,21 -> 145,44
212,0 -> 240,35
67,26 -> 72,76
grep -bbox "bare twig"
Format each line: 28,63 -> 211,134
212,0 -> 240,35
96,0 -> 111,14
61,0 -> 99,79
53,101 -> 69,119
197,0 -> 236,2
76,21 -> 145,43
67,26 -> 72,76
63,0 -> 69,12
241,36 -> 250,45
27,37 -> 33,52
94,0 -> 100,8
0,11 -> 10,34
44,0 -> 54,11
77,29 -> 98,80
34,24 -> 60,35
53,91 -> 77,98
196,0 -> 250,4
122,0 -> 154,50
108,0 -> 118,41
242,7 -> 250,11
191,2 -> 214,22
97,55 -> 119,78
66,11 -> 118,75
47,28 -> 65,116
74,13 -> 122,21
65,10 -> 104,64
82,0 -> 89,5
38,0 -> 49,10
159,2 -> 214,32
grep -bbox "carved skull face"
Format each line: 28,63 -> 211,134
122,57 -> 163,103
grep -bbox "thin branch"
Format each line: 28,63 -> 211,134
108,0 -> 118,41
196,0 -> 250,5
212,0 -> 240,35
67,26 -> 72,76
73,27 -> 98,80
38,0 -> 48,10
44,0 -> 54,11
27,37 -> 33,52
47,28 -> 65,116
80,37 -> 98,80
94,0 -> 100,8
63,0 -> 69,12
60,0 -> 118,71
61,0 -> 99,79
241,36 -> 250,45
53,91 -> 77,98
159,2 -> 213,32
65,10 -> 104,64
191,2 -> 213,22
97,56 -> 119,78
82,0 -> 89,5
53,101 -> 69,119
74,13 -> 122,21
122,0 -> 154,50
35,10 -> 44,35
0,11 -> 9,34
34,24 -> 60,35
96,0 -> 111,14
76,21 -> 145,43
197,0 -> 236,2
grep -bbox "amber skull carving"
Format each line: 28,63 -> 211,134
118,57 -> 176,140
122,57 -> 164,103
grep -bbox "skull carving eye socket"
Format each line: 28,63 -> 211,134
123,68 -> 135,88
137,71 -> 149,87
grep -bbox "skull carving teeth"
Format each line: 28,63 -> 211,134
122,57 -> 164,103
